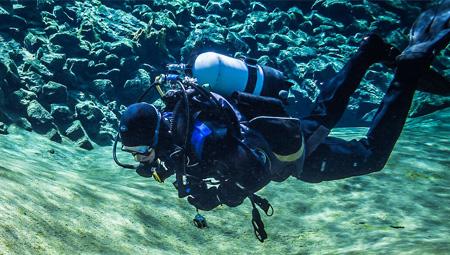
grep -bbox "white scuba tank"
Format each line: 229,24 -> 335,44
191,52 -> 291,98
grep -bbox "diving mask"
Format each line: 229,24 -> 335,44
122,145 -> 156,163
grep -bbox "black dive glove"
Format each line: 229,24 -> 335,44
136,162 -> 174,182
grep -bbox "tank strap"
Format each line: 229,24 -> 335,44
244,60 -> 258,94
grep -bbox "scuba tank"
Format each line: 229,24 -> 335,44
191,52 -> 292,98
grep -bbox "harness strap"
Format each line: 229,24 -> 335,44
250,198 -> 268,242
244,61 -> 258,94
249,194 -> 273,242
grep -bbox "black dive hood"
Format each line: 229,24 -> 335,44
112,81 -> 159,170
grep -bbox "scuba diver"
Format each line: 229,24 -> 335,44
114,1 -> 450,242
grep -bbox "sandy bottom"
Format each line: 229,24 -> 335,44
1,109 -> 449,255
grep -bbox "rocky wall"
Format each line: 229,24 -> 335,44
0,0 -> 447,149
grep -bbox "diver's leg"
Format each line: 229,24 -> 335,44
299,65 -> 419,183
300,0 -> 450,182
302,34 -> 399,131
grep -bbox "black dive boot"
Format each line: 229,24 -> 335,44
358,33 -> 401,67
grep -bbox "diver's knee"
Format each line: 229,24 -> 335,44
367,156 -> 389,173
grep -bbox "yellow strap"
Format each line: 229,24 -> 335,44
273,141 -> 305,162
152,159 -> 164,183
152,171 -> 163,183
156,84 -> 165,98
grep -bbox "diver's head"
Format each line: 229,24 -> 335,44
119,102 -> 161,163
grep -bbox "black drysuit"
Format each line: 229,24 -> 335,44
151,49 -> 419,211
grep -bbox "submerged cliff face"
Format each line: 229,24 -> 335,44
0,0 -> 448,148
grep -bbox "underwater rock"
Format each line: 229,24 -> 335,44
131,4 -> 153,21
79,20 -> 99,42
46,127 -> 62,143
50,32 -> 81,48
251,2 -> 267,12
362,108 -> 377,123
50,103 -> 73,125
0,13 -> 27,33
9,89 -> 38,113
40,52 -> 66,72
410,92 -> 450,118
369,13 -> 400,33
311,0 -> 355,24
270,34 -> 294,48
0,87 -> 5,107
0,0 -> 439,145
190,2 -> 206,15
105,54 -> 120,69
77,137 -> 94,150
64,58 -> 91,84
23,59 -> 54,80
90,62 -> 108,74
304,55 -> 343,82
106,41 -> 134,57
206,0 -> 232,17
121,69 -> 151,105
277,57 -> 297,79
26,99 -> 55,132
15,117 -> 33,131
96,123 -> 116,146
96,68 -> 122,89
281,46 -> 318,63
245,11 -> 270,33
50,32 -> 89,56
180,23 -> 227,60
17,0 -> 56,13
150,10 -> 178,32
64,120 -> 88,142
40,81 -> 68,105
269,11 -> 293,31
174,6 -> 192,25
226,32 -> 249,53
64,120 -> 94,150
119,56 -> 140,78
134,26 -> 171,64
1,60 -> 23,94
24,33 -> 47,53
91,79 -> 114,98
91,48 -> 109,61
52,5 -> 77,25
0,122 -> 8,135
75,101 -> 104,136
287,7 -> 306,24
0,2 -> 13,13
